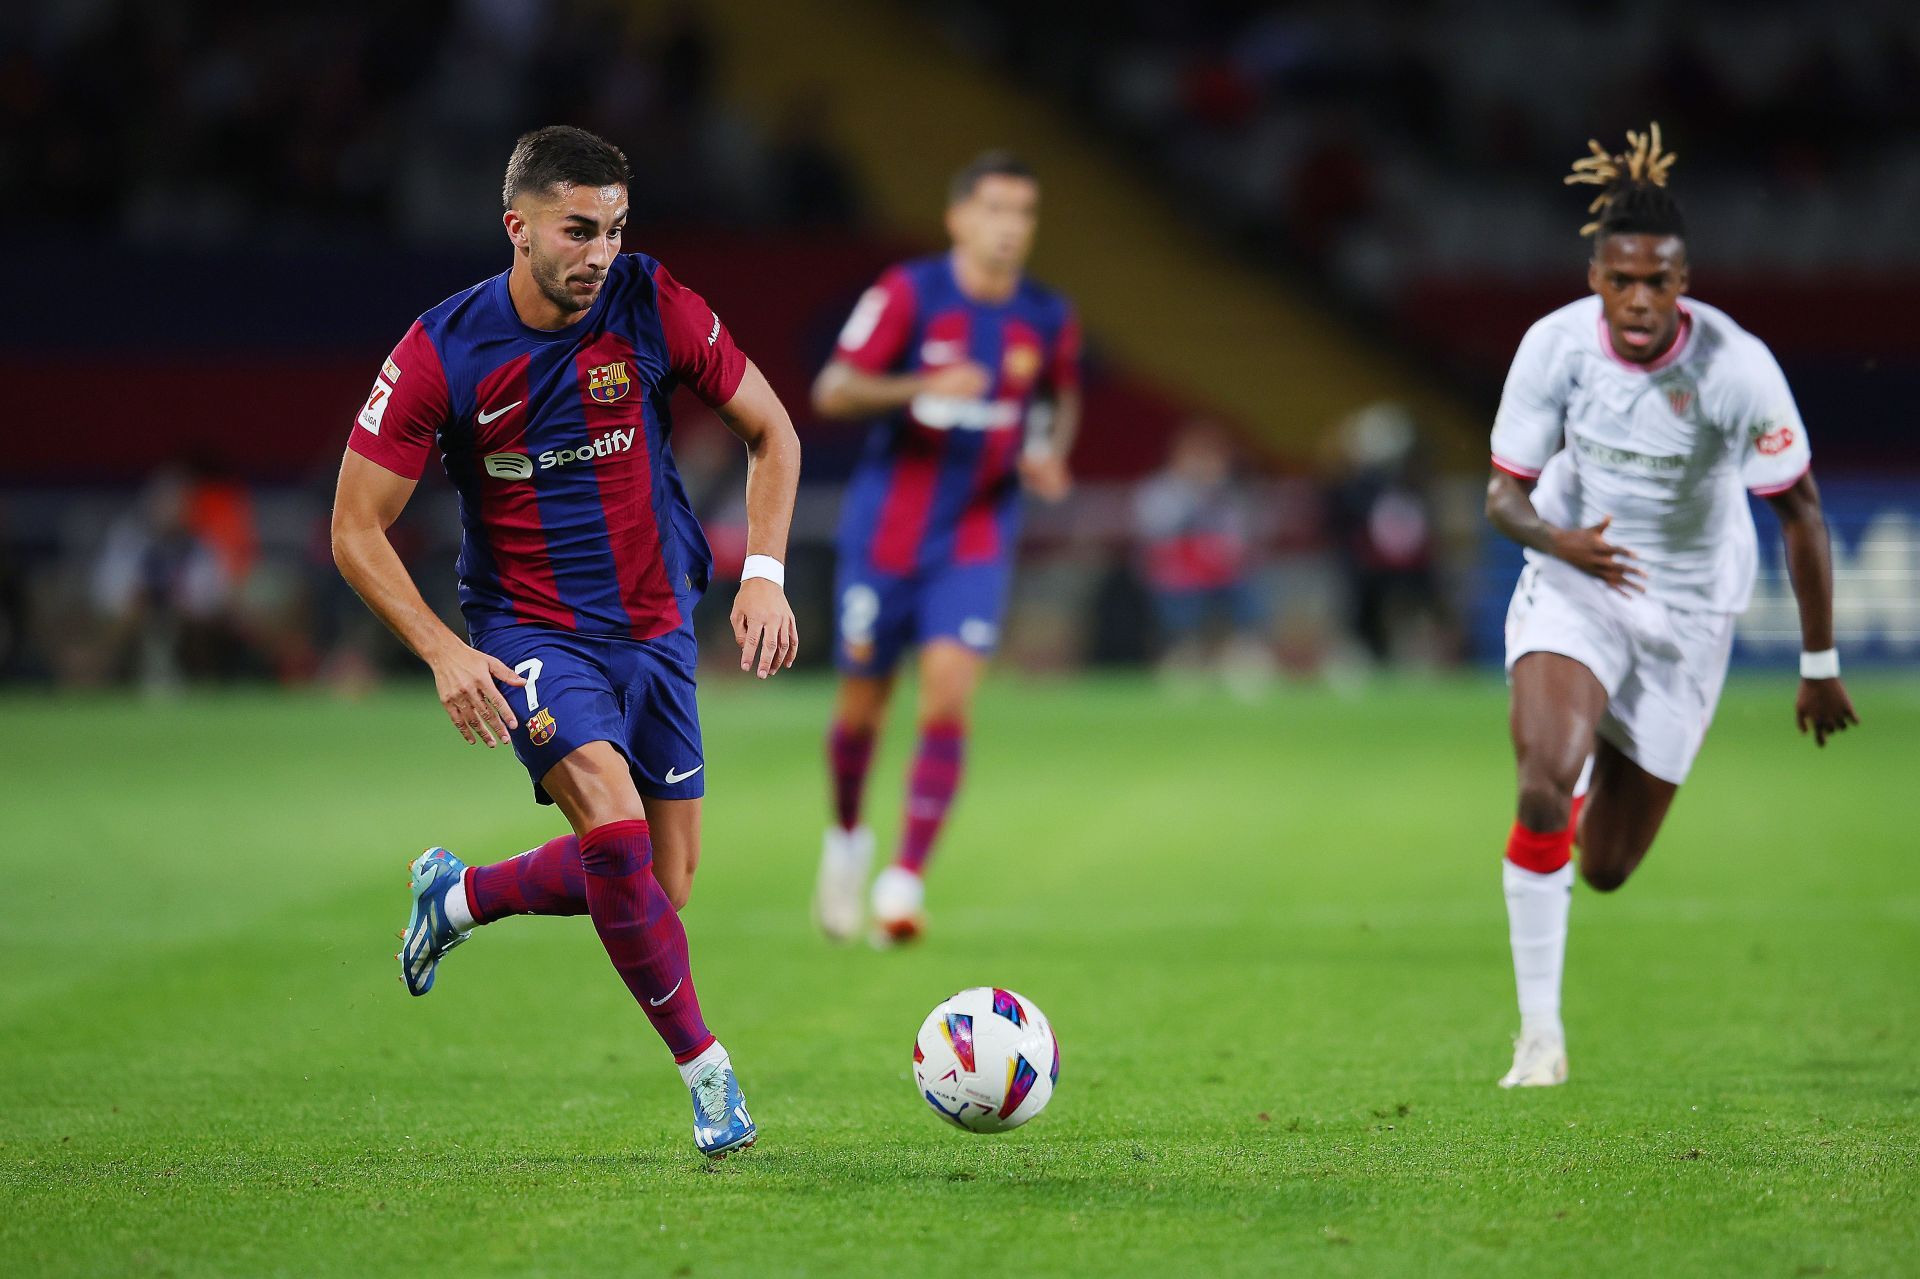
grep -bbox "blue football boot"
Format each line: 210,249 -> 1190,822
398,847 -> 470,996
689,1058 -> 757,1159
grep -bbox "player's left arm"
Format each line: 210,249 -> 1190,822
1020,384 -> 1079,503
653,262 -> 801,679
1020,306 -> 1082,503
1740,342 -> 1856,745
715,360 -> 802,679
1763,472 -> 1858,745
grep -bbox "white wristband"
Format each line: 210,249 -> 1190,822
741,554 -> 785,588
1800,648 -> 1840,680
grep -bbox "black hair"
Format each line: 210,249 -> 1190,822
948,149 -> 1036,204
502,125 -> 631,210
1565,123 -> 1686,241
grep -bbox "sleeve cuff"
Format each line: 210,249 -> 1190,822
1748,462 -> 1810,498
1491,453 -> 1543,481
707,349 -> 746,406
346,430 -> 429,480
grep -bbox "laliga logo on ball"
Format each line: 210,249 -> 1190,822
913,987 -> 1059,1133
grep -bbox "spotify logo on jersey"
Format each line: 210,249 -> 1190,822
483,428 -> 637,480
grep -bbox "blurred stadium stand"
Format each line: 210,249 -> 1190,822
2,0 -> 1914,686
918,0 -> 1920,464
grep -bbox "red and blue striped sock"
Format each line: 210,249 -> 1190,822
896,721 -> 965,876
579,820 -> 713,1062
828,721 -> 876,832
466,834 -> 587,923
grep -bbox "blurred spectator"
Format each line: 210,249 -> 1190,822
183,458 -> 259,586
1133,421 -> 1273,693
7,0 -> 863,246
930,0 -> 1920,291
87,468 -> 236,691
1324,402 -> 1448,666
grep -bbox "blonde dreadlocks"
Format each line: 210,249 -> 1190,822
1564,123 -> 1685,240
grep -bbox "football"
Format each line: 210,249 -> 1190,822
912,987 -> 1059,1132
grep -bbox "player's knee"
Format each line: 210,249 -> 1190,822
838,703 -> 885,736
650,861 -> 693,911
1580,860 -> 1631,893
649,842 -> 697,910
919,679 -> 974,727
835,680 -> 892,734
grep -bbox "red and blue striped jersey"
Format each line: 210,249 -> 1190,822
347,253 -> 745,642
831,254 -> 1080,575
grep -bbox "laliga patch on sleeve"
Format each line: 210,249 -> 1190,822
358,377 -> 394,434
837,286 -> 888,350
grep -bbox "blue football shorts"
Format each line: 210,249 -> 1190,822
475,624 -> 705,804
831,557 -> 1014,676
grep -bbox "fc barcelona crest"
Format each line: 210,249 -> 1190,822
528,707 -> 557,746
1002,344 -> 1042,382
588,361 -> 632,404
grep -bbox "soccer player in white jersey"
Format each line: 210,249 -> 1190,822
1484,126 -> 1858,1087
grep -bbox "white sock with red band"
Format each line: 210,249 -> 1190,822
1501,753 -> 1591,1039
1503,860 -> 1572,1038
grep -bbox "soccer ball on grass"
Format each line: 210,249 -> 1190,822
912,986 -> 1059,1132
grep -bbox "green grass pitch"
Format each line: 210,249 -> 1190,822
2,674 -> 1914,1276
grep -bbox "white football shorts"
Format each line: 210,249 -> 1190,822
1504,558 -> 1735,784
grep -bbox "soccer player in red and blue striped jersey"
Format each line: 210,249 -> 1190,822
331,126 -> 799,1158
809,151 -> 1081,945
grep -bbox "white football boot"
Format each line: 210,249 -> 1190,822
813,825 -> 874,943
869,865 -> 926,947
1499,1026 -> 1569,1088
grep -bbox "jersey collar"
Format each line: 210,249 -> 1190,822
492,269 -> 608,342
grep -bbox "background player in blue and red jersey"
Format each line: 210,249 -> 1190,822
809,152 -> 1081,945
329,127 -> 800,1159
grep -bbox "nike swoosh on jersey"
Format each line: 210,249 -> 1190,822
664,765 -> 704,784
649,978 -> 683,1007
477,400 -> 522,424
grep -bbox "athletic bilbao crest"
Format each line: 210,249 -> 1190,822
528,707 -> 556,746
588,361 -> 631,404
1660,374 -> 1697,419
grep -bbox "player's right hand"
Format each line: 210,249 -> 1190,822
1552,516 -> 1646,594
428,643 -> 524,748
731,578 -> 799,680
920,362 -> 992,399
1796,676 -> 1859,747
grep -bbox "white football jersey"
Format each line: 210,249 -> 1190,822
1491,295 -> 1810,613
